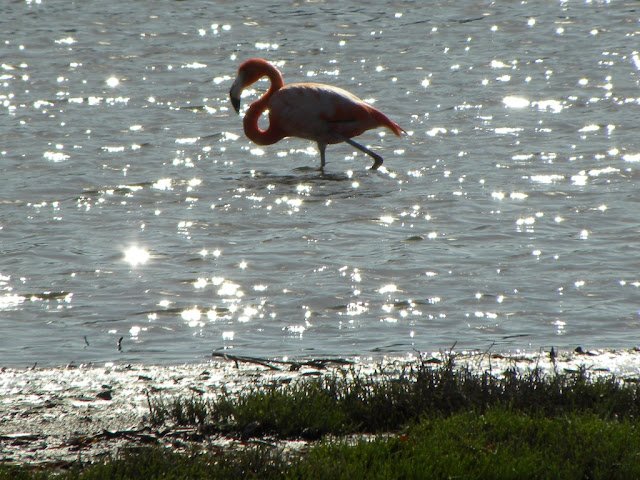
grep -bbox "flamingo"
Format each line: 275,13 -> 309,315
229,58 -> 406,170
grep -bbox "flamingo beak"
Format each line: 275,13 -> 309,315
229,75 -> 243,114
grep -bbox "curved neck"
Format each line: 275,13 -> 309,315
243,66 -> 285,146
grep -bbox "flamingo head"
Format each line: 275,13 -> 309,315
229,58 -> 281,114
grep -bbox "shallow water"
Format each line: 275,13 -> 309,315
1,0 -> 639,367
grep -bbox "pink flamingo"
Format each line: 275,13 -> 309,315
229,58 -> 406,170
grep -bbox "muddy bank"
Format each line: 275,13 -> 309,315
1,349 -> 639,466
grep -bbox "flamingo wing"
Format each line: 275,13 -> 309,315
268,83 -> 390,145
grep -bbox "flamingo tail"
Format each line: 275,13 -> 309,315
369,108 -> 406,137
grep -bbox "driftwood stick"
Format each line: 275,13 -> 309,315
210,352 -> 354,371
211,353 -> 281,370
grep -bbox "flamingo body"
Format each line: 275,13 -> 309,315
229,58 -> 405,170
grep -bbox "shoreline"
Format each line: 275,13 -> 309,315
2,348 -> 639,466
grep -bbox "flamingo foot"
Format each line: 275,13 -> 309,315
332,132 -> 384,170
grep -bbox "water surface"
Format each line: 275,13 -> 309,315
1,0 -> 639,367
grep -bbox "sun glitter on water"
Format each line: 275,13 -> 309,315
123,246 -> 150,266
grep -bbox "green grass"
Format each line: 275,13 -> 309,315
3,410 -> 640,479
3,357 -> 640,479
297,409 -> 640,480
149,356 -> 640,438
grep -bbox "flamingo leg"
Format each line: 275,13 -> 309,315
332,132 -> 383,170
319,143 -> 327,170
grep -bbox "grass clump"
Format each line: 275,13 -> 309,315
149,356 -> 640,439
